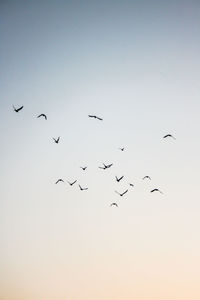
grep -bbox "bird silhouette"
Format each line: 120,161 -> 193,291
13,105 -> 23,112
67,180 -> 77,186
79,185 -> 88,191
110,203 -> 118,207
115,189 -> 128,197
88,115 -> 103,121
150,188 -> 163,194
80,166 -> 87,171
129,183 -> 134,187
99,163 -> 113,170
53,137 -> 60,143
37,113 -> 47,120
143,176 -> 151,180
115,175 -> 124,182
163,134 -> 176,140
119,147 -> 124,151
55,179 -> 64,184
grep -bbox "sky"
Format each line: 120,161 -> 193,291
1,0 -> 200,299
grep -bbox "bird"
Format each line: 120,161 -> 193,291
110,203 -> 118,207
129,183 -> 134,187
55,179 -> 64,184
119,147 -> 124,151
80,166 -> 87,171
163,134 -> 176,140
88,115 -> 103,121
115,189 -> 128,197
143,175 -> 151,180
115,175 -> 124,182
79,185 -> 88,191
67,180 -> 77,186
150,188 -> 163,194
37,113 -> 47,120
13,105 -> 23,112
53,137 -> 60,143
99,163 -> 113,170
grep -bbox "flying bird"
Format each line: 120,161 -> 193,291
67,180 -> 77,186
129,183 -> 134,187
115,189 -> 128,197
99,163 -> 113,170
53,137 -> 60,144
163,134 -> 176,140
115,175 -> 124,182
37,113 -> 47,120
55,179 -> 64,184
110,203 -> 118,207
80,166 -> 87,171
13,105 -> 23,112
143,176 -> 151,180
79,185 -> 88,191
88,115 -> 103,121
119,147 -> 124,151
150,188 -> 163,194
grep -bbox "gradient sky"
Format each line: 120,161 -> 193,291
1,1 -> 200,299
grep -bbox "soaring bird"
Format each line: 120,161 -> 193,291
53,137 -> 60,143
163,134 -> 176,140
143,175 -> 151,180
88,115 -> 103,121
55,179 -> 64,184
67,180 -> 77,186
99,163 -> 113,170
150,188 -> 163,194
13,105 -> 23,112
115,189 -> 128,197
119,147 -> 124,151
80,166 -> 87,171
110,203 -> 118,207
79,185 -> 88,191
37,113 -> 47,120
115,175 -> 124,182
129,183 -> 134,187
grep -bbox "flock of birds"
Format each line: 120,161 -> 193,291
13,104 -> 176,207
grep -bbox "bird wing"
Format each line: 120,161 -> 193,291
122,189 -> 128,196
78,185 -> 82,190
71,180 -> 77,185
115,191 -> 120,195
119,176 -> 124,181
96,116 -> 103,121
88,115 -> 95,118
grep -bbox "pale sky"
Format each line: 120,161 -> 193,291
1,1 -> 200,299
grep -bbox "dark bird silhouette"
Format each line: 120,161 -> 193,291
119,147 -> 124,151
67,180 -> 77,186
80,166 -> 87,171
143,176 -> 151,180
13,105 -> 23,112
53,137 -> 60,144
88,115 -> 103,121
99,163 -> 113,170
163,134 -> 176,140
115,189 -> 128,197
129,183 -> 134,187
150,188 -> 163,194
37,113 -> 47,120
115,175 -> 124,182
110,203 -> 118,207
55,179 -> 64,184
79,185 -> 88,191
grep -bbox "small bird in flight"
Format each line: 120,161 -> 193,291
150,188 -> 163,194
79,185 -> 88,191
110,203 -> 118,207
143,176 -> 151,180
67,180 -> 77,186
119,147 -> 124,151
80,166 -> 87,171
129,183 -> 134,187
55,179 -> 64,184
53,137 -> 60,144
115,189 -> 128,197
13,105 -> 23,112
115,175 -> 124,182
163,134 -> 176,140
88,115 -> 103,121
99,163 -> 113,170
37,113 -> 47,120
